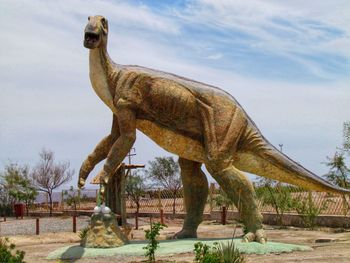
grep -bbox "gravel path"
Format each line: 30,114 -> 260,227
0,216 -> 90,236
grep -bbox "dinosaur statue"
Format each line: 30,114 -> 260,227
78,15 -> 350,244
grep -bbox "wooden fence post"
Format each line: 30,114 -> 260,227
221,206 -> 226,225
73,215 -> 77,233
160,209 -> 164,225
36,218 -> 40,235
78,189 -> 81,210
157,188 -> 162,212
209,183 -> 215,213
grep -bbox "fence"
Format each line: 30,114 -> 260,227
31,184 -> 350,218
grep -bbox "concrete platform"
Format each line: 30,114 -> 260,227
47,238 -> 312,260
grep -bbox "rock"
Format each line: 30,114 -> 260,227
81,213 -> 129,248
315,238 -> 337,243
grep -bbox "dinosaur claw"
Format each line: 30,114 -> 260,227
255,229 -> 267,244
242,232 -> 255,243
78,178 -> 86,189
242,237 -> 249,243
259,237 -> 266,244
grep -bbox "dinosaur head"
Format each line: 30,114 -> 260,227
84,15 -> 108,49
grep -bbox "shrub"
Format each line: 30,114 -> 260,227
194,239 -> 245,263
194,242 -> 221,263
256,180 -> 295,227
78,226 -> 90,240
292,191 -> 331,229
0,237 -> 25,263
143,222 -> 167,262
217,239 -> 245,263
0,204 -> 13,217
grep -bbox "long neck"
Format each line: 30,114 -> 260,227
89,47 -> 118,114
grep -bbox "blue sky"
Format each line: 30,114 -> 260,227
0,0 -> 349,188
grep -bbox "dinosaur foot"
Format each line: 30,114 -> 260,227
242,229 -> 267,244
171,229 -> 197,239
78,177 -> 86,189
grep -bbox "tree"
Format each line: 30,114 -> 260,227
125,172 -> 147,215
291,191 -> 331,229
256,178 -> 294,227
213,188 -> 234,209
147,157 -> 182,215
64,186 -> 87,213
323,152 -> 350,215
0,163 -> 37,216
324,152 -> 350,189
31,149 -> 73,215
343,121 -> 350,153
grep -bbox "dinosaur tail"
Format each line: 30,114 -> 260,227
236,125 -> 350,194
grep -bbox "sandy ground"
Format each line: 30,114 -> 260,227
5,220 -> 350,263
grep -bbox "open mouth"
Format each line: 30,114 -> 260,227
84,32 -> 100,47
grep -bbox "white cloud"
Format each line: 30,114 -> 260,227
175,0 -> 350,78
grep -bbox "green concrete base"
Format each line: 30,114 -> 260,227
47,238 -> 312,260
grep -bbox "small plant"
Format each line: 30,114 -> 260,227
143,222 -> 167,262
63,186 -> 87,212
256,179 -> 295,227
78,226 -> 90,240
194,242 -> 221,263
0,237 -> 25,263
217,239 -> 245,263
292,191 -> 331,229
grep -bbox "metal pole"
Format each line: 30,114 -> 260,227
279,144 -> 283,152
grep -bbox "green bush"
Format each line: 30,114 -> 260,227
256,181 -> 295,227
194,240 -> 245,263
0,204 -> 13,217
194,242 -> 221,263
0,237 -> 25,263
292,191 -> 331,229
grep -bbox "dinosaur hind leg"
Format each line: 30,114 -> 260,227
173,157 -> 208,239
206,162 -> 266,243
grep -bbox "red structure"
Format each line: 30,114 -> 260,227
14,203 -> 25,219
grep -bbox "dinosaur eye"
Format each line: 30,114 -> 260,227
88,16 -> 91,21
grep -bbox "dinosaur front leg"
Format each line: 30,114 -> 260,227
78,136 -> 111,188
78,116 -> 120,188
174,158 -> 208,239
100,100 -> 136,184
206,162 -> 265,243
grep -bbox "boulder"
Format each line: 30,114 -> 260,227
81,212 -> 129,248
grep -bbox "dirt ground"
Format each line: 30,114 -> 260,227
6,219 -> 350,263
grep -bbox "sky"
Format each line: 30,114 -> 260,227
1,0 -> 349,189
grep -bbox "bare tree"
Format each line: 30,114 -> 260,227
147,156 -> 182,215
31,149 -> 73,215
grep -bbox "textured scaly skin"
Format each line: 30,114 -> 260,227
79,16 -> 350,243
